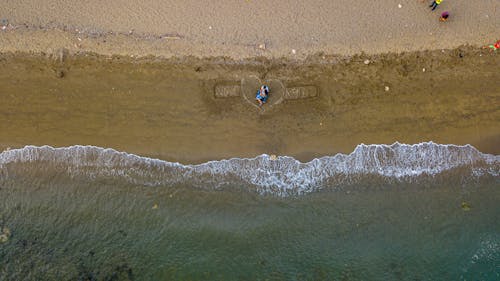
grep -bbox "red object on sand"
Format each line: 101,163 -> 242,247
439,11 -> 449,22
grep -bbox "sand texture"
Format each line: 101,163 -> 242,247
0,49 -> 498,163
1,0 -> 499,58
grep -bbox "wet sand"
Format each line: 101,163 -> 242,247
0,48 -> 498,163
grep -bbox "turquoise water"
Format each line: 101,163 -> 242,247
0,144 -> 499,280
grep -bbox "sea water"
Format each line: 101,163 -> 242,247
0,143 -> 499,280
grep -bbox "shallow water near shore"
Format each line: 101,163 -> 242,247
0,169 -> 499,281
0,144 -> 499,280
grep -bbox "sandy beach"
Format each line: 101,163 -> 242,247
1,0 -> 499,59
0,48 -> 498,163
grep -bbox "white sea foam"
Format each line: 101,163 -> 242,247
0,142 -> 498,195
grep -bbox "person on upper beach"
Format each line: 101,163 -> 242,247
429,0 -> 442,11
483,40 -> 500,52
256,85 -> 270,106
439,11 -> 449,22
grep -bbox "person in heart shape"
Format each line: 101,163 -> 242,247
255,85 -> 270,106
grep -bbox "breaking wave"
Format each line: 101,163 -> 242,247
0,142 -> 498,196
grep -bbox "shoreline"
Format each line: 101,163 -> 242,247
0,48 -> 498,164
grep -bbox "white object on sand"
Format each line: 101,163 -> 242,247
364,59 -> 370,65
385,86 -> 390,92
398,4 -> 402,8
292,49 -> 296,54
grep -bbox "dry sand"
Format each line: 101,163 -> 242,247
1,0 -> 499,58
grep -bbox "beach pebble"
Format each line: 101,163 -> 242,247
0,227 -> 11,243
461,202 -> 471,211
2,227 -> 10,236
385,86 -> 390,92
56,69 -> 65,78
0,234 -> 8,243
364,59 -> 370,65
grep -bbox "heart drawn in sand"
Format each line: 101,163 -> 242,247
241,76 -> 285,110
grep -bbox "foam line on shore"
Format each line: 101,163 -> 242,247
1,142 -> 498,196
